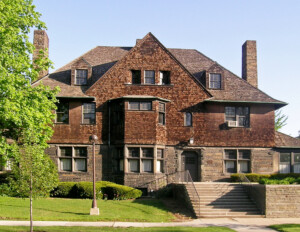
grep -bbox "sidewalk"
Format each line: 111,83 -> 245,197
0,218 -> 299,232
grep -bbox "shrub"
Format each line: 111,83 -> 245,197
230,173 -> 270,182
259,178 -> 291,185
50,182 -> 76,198
155,185 -> 173,198
0,184 -> 11,196
51,181 -> 142,200
270,173 -> 300,180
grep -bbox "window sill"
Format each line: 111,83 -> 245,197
59,171 -> 87,173
54,123 -> 69,125
125,83 -> 174,87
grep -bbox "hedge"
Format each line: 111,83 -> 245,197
50,181 -> 142,200
231,173 -> 300,184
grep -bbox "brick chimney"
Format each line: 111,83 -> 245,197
33,30 -> 49,78
242,40 -> 258,88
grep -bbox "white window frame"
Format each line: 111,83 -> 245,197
209,73 -> 221,89
55,101 -> 69,124
184,112 -> 192,127
82,103 -> 96,124
279,152 -> 300,174
225,106 -> 250,127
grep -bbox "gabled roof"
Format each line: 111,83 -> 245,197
275,131 -> 300,148
32,33 -> 286,106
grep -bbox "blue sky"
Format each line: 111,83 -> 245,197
33,0 -> 300,137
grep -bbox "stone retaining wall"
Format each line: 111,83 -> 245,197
246,184 -> 300,218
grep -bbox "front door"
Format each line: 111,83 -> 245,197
181,151 -> 198,181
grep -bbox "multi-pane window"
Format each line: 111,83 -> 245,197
131,70 -> 141,84
82,103 -> 96,124
159,71 -> 170,85
225,106 -> 250,127
145,70 -> 155,84
156,149 -> 164,173
159,102 -> 166,125
56,102 -> 69,124
128,101 -> 152,111
142,148 -> 153,172
224,150 -> 251,173
185,112 -> 192,127
75,69 -> 88,85
279,152 -> 300,174
126,147 -> 164,173
59,147 -> 87,172
209,73 -> 221,89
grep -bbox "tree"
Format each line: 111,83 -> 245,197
0,1 -> 59,231
9,144 -> 58,232
275,110 -> 288,131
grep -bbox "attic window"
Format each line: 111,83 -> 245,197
131,70 -> 141,84
145,70 -> 155,84
159,71 -> 170,85
209,73 -> 221,89
75,69 -> 88,85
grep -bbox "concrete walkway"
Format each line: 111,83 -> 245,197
0,218 -> 299,232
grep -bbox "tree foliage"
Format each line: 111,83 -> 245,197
0,0 -> 59,161
275,110 -> 288,131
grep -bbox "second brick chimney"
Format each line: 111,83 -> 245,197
242,40 -> 258,88
33,30 -> 49,78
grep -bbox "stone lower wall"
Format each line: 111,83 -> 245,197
247,184 -> 300,218
265,185 -> 300,218
172,184 -> 195,217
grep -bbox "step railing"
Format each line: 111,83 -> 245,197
238,173 -> 252,193
174,170 -> 201,216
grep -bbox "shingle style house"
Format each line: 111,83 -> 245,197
32,31 -> 300,187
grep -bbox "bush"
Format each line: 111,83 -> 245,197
230,173 -> 270,182
50,182 -> 76,198
259,178 -> 291,185
270,173 -> 300,180
155,185 -> 173,198
0,183 -> 11,196
50,181 -> 142,200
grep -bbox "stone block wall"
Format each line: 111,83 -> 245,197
247,184 -> 300,218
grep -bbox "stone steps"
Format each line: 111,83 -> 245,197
184,182 -> 263,218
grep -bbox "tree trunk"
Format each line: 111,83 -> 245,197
30,173 -> 33,232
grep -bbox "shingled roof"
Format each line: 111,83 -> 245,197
33,37 -> 286,107
275,131 -> 300,148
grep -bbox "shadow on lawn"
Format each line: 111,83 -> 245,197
132,198 -> 194,220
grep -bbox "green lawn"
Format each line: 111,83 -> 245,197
0,197 -> 175,222
0,226 -> 234,232
269,224 -> 300,232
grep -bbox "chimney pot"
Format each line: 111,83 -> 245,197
242,40 -> 258,88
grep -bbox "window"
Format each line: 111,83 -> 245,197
184,112 -> 192,127
224,150 -> 251,173
225,106 -> 250,127
127,147 -> 164,173
159,71 -> 170,85
75,69 -> 88,85
82,103 -> 95,124
128,101 -> 152,111
113,147 -> 124,173
56,101 -> 69,124
59,147 -> 87,172
209,73 -> 221,89
0,156 -> 12,171
156,149 -> 164,173
131,70 -> 141,84
279,152 -> 300,174
159,102 -> 166,125
145,70 -> 155,84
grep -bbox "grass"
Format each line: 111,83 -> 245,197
0,197 -> 175,222
0,226 -> 235,232
269,224 -> 300,232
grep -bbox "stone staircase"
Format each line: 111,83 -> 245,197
185,182 -> 263,218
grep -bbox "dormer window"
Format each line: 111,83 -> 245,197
209,73 -> 221,89
75,69 -> 87,85
144,70 -> 155,84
